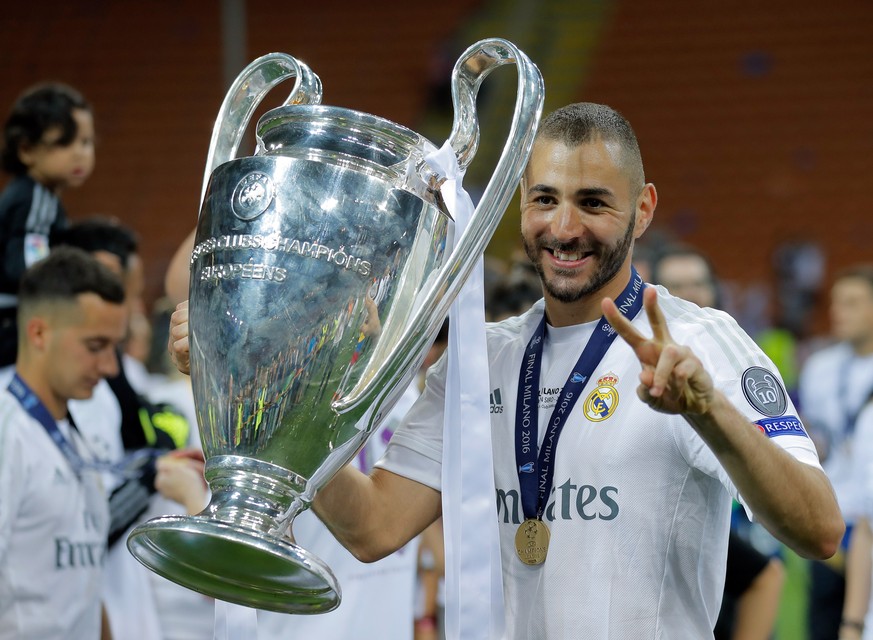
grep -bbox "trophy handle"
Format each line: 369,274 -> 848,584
333,38 -> 544,414
199,52 -> 323,211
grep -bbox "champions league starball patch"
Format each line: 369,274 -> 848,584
584,372 -> 620,422
741,366 -> 787,417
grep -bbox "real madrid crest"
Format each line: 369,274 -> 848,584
232,172 -> 275,221
583,372 -> 620,422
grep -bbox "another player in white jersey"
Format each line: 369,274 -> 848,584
798,266 -> 873,640
169,102 -> 844,638
0,247 -> 127,640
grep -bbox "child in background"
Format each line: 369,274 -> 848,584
0,82 -> 95,366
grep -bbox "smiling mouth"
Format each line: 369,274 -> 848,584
554,249 -> 583,261
546,247 -> 592,263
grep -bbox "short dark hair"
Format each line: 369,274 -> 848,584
651,244 -> 722,309
834,264 -> 873,291
52,216 -> 139,272
2,82 -> 91,175
651,245 -> 717,285
18,246 -> 125,322
535,102 -> 645,192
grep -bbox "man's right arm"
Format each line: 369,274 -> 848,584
312,465 -> 441,563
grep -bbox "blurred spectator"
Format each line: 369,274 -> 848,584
651,244 -> 722,309
53,217 -> 206,640
652,244 -> 785,640
0,82 -> 95,367
799,265 -> 873,640
841,394 -> 873,640
486,249 -> 541,321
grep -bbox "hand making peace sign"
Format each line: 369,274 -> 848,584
602,286 -> 715,416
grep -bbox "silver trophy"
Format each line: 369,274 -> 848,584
127,38 -> 543,613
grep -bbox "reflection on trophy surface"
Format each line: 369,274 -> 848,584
127,38 -> 544,613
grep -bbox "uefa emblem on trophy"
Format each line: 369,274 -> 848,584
127,38 -> 544,613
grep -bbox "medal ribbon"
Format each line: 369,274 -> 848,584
514,269 -> 645,521
7,373 -> 163,480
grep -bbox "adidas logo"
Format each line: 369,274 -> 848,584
490,388 -> 504,414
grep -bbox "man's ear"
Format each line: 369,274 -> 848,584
634,183 -> 657,239
25,316 -> 50,351
17,142 -> 36,168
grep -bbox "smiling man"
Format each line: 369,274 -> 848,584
169,102 -> 844,639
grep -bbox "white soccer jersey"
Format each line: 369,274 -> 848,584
0,389 -> 109,640
798,343 -> 873,522
258,383 -> 421,640
378,288 -> 821,639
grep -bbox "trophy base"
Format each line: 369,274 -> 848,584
127,515 -> 341,614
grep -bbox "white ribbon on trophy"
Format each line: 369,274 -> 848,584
214,600 -> 257,640
426,141 -> 506,640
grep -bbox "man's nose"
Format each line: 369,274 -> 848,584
100,349 -> 120,378
552,204 -> 584,240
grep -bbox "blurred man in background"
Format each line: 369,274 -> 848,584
799,265 -> 873,640
652,244 -> 786,640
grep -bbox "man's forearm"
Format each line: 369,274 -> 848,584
842,518 -> 873,639
312,465 -> 441,563
687,391 -> 844,559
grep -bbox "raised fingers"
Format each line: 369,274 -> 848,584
649,343 -> 686,398
642,287 -> 674,345
601,297 -> 646,349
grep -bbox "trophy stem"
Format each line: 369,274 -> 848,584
127,455 -> 341,613
202,455 -> 309,533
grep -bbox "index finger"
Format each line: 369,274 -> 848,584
601,296 -> 647,348
642,287 -> 674,344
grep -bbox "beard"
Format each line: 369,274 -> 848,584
523,217 -> 636,304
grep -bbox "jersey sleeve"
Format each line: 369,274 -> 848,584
0,403 -> 26,564
374,353 -> 447,492
672,305 -> 822,517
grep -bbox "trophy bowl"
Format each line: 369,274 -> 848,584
128,38 -> 543,614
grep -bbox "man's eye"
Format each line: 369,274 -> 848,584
85,342 -> 106,354
581,198 -> 604,208
534,195 -> 554,205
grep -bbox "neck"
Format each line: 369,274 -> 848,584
544,296 -> 607,327
852,336 -> 873,357
26,172 -> 61,195
14,365 -> 67,420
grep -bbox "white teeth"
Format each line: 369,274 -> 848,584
554,250 -> 582,261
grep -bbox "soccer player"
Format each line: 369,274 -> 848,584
0,247 -> 126,639
169,102 -> 843,638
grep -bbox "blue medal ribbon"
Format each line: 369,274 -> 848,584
514,269 -> 645,521
7,373 -> 162,480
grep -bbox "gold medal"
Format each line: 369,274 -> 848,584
515,518 -> 550,565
